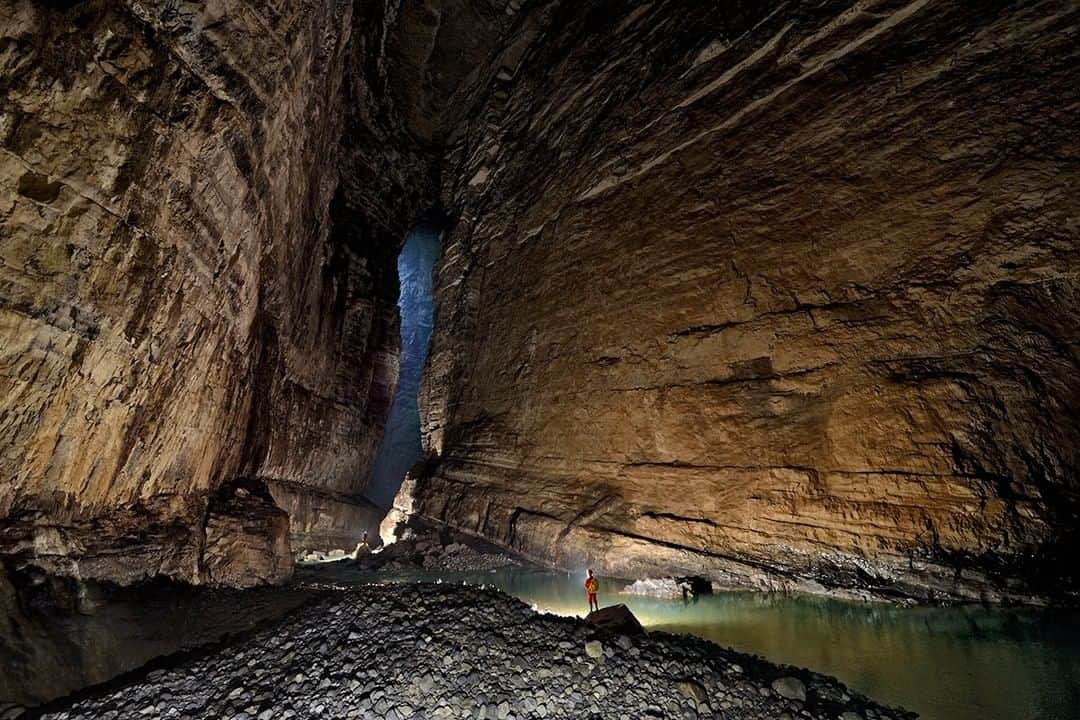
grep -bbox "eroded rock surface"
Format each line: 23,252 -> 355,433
1,0 -> 1077,602
416,1 -> 1080,602
269,481 -> 383,557
354,517 -> 521,573
0,0 -> 427,584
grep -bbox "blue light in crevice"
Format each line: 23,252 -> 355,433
367,224 -> 440,509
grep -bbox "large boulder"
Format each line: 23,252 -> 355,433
771,677 -> 808,702
585,604 -> 645,636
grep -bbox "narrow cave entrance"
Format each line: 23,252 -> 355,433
367,223 -> 441,509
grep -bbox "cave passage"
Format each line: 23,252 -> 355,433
367,224 -> 441,509
3,0 -> 1078,717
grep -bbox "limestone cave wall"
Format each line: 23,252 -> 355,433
416,0 -> 1080,602
2,0 -> 1077,601
0,0 -> 427,585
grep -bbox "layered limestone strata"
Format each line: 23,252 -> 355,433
0,0 -> 427,584
417,0 -> 1080,602
2,0 -> 1077,600
268,481 -> 383,555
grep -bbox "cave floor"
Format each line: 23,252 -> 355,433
297,563 -> 1080,720
34,582 -> 905,720
8,528 -> 1080,719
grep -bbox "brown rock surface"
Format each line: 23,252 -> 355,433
1,0 -> 1077,601
586,604 -> 645,636
416,0 -> 1080,602
268,480 -> 383,555
0,0 -> 428,584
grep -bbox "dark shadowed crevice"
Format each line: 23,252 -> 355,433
367,223 -> 442,509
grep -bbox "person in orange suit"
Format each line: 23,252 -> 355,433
585,569 -> 600,613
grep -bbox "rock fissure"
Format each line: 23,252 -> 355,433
1,0 -> 1077,606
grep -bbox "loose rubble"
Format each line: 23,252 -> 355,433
40,583 -> 914,720
353,525 -> 520,574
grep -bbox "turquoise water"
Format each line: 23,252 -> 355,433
319,566 -> 1080,720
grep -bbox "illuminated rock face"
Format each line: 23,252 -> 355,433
367,226 -> 441,510
2,0 -> 1077,598
0,0 -> 426,585
416,1 -> 1080,602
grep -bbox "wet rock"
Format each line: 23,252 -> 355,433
622,578 -> 686,598
677,577 -> 714,597
622,577 -> 713,600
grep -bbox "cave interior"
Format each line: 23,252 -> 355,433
0,0 -> 1079,714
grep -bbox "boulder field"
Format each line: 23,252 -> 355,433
37,583 -> 915,720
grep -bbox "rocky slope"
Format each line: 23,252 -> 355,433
37,583 -> 914,720
0,0 -> 430,585
416,0 -> 1080,602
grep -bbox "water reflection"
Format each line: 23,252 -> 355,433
0,569 -> 314,708
317,565 -> 1080,720
6,561 -> 1077,720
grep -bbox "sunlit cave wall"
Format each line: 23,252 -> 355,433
367,225 -> 441,509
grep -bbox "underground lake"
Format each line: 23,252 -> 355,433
3,1 -> 1077,718
305,564 -> 1080,720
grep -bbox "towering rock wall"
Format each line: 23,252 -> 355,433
2,0 -> 1077,601
418,0 -> 1080,602
0,0 -> 424,585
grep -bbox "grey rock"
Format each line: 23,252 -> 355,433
771,677 -> 807,702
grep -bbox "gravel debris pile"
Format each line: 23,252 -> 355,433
41,583 -> 914,720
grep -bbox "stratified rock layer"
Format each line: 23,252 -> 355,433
0,0 -> 426,584
268,481 -> 383,556
417,1 -> 1080,602
2,0 -> 1077,601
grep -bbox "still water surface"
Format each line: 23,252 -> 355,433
6,562 -> 1077,718
341,566 -> 1080,720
